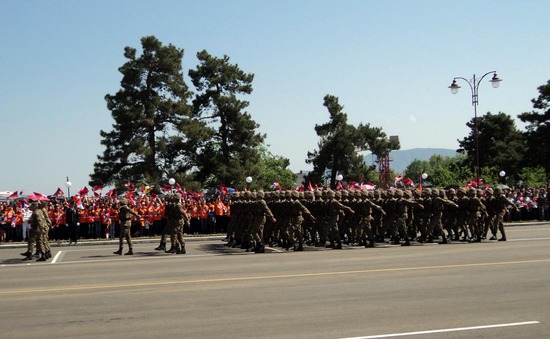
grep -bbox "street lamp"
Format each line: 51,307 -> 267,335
65,177 -> 72,197
449,71 -> 502,186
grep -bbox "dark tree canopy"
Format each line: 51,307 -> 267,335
458,112 -> 525,180
189,50 -> 265,187
518,80 -> 550,176
306,95 -> 395,187
90,36 -> 210,188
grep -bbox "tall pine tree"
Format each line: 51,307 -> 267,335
90,36 -> 210,188
189,50 -> 265,186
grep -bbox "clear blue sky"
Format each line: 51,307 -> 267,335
1,0 -> 548,195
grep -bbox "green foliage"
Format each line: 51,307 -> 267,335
90,36 -> 208,189
189,50 -> 265,187
306,95 -> 397,187
458,112 -> 525,180
518,80 -> 550,176
519,166 -> 548,187
241,146 -> 297,191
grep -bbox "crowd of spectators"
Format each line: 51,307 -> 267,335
503,186 -> 549,222
0,185 -> 548,244
0,193 -> 231,244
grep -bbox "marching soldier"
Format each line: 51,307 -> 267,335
114,198 -> 139,255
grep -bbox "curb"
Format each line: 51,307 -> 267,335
0,235 -> 226,249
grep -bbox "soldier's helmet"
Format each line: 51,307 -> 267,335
341,190 -> 349,198
431,188 -> 439,196
468,188 -> 477,196
386,190 -> 394,197
244,191 -> 252,199
327,190 -> 336,198
257,190 -> 265,199
119,198 -> 128,206
395,189 -> 404,197
291,190 -> 299,199
485,188 -> 494,195
448,188 -> 456,196
314,190 -> 322,199
404,190 -> 413,198
459,187 -> 467,194
360,190 -> 369,198
423,188 -> 431,196
476,189 -> 483,197
232,192 -> 240,200
494,187 -> 503,195
334,191 -> 342,200
174,193 -> 182,200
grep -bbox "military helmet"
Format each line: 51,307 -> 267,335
257,190 -> 265,199
327,190 -> 336,198
494,187 -> 503,195
341,190 -> 349,197
395,189 -> 404,197
119,198 -> 128,206
291,190 -> 300,198
404,190 -> 413,198
486,188 -> 494,195
431,188 -> 439,196
448,188 -> 456,196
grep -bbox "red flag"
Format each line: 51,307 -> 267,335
78,187 -> 89,197
307,182 -> 313,191
94,191 -> 101,198
124,182 -> 134,191
52,187 -> 64,196
9,191 -> 18,198
93,185 -> 104,192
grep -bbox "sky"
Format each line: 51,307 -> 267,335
1,0 -> 549,195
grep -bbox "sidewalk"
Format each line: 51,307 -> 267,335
0,234 -> 226,249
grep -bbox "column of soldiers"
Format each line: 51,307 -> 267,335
225,186 -> 518,252
20,201 -> 52,261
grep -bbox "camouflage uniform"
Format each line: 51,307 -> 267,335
114,198 -> 139,255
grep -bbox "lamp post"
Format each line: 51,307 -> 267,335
449,71 -> 501,186
65,177 -> 72,197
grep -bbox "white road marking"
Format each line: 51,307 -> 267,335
51,251 -> 62,264
340,321 -> 540,339
509,237 -> 550,241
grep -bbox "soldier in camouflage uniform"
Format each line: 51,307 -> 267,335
455,188 -> 470,241
426,189 -> 458,244
355,190 -> 385,247
324,189 -> 354,249
393,189 -> 424,246
483,188 -> 497,240
466,188 -> 488,242
38,201 -> 52,259
166,193 -> 188,254
288,190 -> 315,251
493,187 -> 519,241
114,198 -> 139,255
249,190 -> 276,253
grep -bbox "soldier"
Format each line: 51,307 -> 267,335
393,189 -> 423,246
493,187 -> 519,241
288,190 -> 315,251
114,198 -> 139,255
21,202 -> 43,261
427,189 -> 458,244
249,190 -> 276,253
455,188 -> 470,241
166,193 -> 188,254
38,201 -> 52,259
355,189 -> 385,247
483,188 -> 498,240
467,188 -> 488,242
325,189 -> 355,249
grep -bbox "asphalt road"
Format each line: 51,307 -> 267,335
1,223 -> 549,339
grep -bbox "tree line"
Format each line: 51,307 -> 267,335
90,36 -> 549,191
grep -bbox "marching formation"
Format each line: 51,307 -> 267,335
224,187 -> 518,253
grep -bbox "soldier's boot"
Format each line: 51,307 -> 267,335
33,251 -> 39,258
438,237 -> 448,244
246,243 -> 256,252
489,235 -> 497,240
113,248 -> 123,255
426,236 -> 434,243
498,236 -> 507,241
36,254 -> 47,262
154,242 -> 166,251
124,249 -> 133,255
177,244 -> 186,254
254,242 -> 265,253
20,251 -> 31,257
366,240 -> 375,248
333,242 -> 342,250
295,242 -> 304,251
46,251 -> 52,259
167,244 -> 179,254
22,254 -> 33,261
240,242 -> 249,250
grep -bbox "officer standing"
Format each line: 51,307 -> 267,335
114,198 -> 139,255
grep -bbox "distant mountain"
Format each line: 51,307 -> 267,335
364,148 -> 458,174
